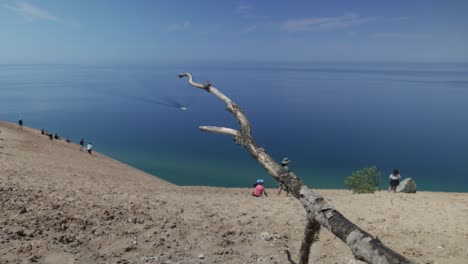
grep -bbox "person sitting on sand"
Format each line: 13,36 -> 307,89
48,133 -> 53,140
79,138 -> 84,151
389,169 -> 401,193
252,179 -> 268,197
65,137 -> 71,143
18,119 -> 23,130
86,143 -> 93,155
41,129 -> 45,135
278,157 -> 291,197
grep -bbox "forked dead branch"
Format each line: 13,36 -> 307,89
178,73 -> 416,264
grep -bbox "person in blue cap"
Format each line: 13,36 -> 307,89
281,157 -> 290,172
252,179 -> 268,197
278,157 -> 291,196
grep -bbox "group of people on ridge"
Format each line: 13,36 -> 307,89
252,157 -> 404,197
18,119 -> 93,155
252,157 -> 291,198
40,128 -> 65,141
79,138 -> 93,155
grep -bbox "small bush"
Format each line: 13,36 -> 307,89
345,166 -> 380,194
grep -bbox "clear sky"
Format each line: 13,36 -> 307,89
1,0 -> 467,64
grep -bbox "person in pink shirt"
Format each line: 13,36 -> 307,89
252,179 -> 268,197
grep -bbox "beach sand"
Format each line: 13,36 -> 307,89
1,121 -> 467,264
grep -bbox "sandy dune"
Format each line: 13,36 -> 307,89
1,121 -> 467,264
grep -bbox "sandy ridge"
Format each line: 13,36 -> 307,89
1,121 -> 467,264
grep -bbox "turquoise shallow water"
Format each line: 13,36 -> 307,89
1,62 -> 467,192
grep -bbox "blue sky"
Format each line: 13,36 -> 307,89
0,0 -> 467,63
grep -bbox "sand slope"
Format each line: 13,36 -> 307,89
1,121 -> 467,264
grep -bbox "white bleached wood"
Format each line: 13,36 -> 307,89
199,126 -> 238,136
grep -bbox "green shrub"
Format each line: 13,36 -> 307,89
344,166 -> 380,194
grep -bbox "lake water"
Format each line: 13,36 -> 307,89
1,62 -> 467,192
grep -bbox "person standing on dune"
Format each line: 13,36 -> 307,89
80,138 -> 85,151
389,169 -> 401,193
278,157 -> 291,197
86,142 -> 93,155
18,119 -> 23,130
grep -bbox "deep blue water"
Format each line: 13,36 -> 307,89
1,62 -> 467,192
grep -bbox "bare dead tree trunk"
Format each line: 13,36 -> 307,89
299,218 -> 321,264
178,73 -> 417,264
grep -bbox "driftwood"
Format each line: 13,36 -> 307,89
299,219 -> 321,264
178,73 -> 416,264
